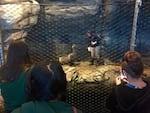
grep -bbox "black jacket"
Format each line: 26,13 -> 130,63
106,80 -> 150,113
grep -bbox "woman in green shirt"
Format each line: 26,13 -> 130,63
12,62 -> 82,113
0,40 -> 32,113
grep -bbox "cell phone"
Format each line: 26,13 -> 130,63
120,70 -> 127,80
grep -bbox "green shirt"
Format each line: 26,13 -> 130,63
12,101 -> 83,113
0,71 -> 28,111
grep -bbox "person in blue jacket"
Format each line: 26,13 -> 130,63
87,30 -> 100,66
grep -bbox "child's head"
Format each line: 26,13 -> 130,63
27,61 -> 67,101
47,61 -> 67,101
27,65 -> 53,101
121,51 -> 144,79
7,40 -> 31,66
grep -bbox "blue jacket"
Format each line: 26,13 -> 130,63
88,35 -> 100,47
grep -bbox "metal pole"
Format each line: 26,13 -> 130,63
0,27 -> 4,65
130,0 -> 142,51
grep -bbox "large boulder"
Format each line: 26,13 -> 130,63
0,0 -> 28,4
0,0 -> 40,43
63,62 -> 120,83
45,0 -> 102,18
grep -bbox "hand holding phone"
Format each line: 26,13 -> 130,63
120,71 -> 127,80
116,76 -> 121,85
120,70 -> 128,83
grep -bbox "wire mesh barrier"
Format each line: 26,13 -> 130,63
25,1 -> 150,64
136,1 -> 150,54
26,2 -> 135,63
0,1 -> 150,113
1,1 -> 150,63
66,82 -> 114,113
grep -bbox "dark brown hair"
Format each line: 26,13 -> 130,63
27,65 -> 53,101
48,61 -> 67,101
27,62 -> 67,101
0,40 -> 32,82
121,51 -> 144,78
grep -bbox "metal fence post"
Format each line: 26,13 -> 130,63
130,0 -> 142,51
0,27 -> 4,65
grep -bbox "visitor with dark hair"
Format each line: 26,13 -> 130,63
12,62 -> 83,113
0,40 -> 32,113
106,51 -> 150,113
86,30 -> 101,66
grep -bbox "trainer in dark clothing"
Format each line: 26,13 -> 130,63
87,30 -> 101,66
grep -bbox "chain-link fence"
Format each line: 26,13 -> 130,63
136,1 -> 150,54
25,2 -> 150,64
1,1 -> 150,64
26,2 -> 134,63
0,1 -> 150,113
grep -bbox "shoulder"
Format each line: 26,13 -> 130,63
11,108 -> 21,113
20,101 -> 47,113
112,82 -> 130,96
48,101 -> 83,113
11,102 -> 34,113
